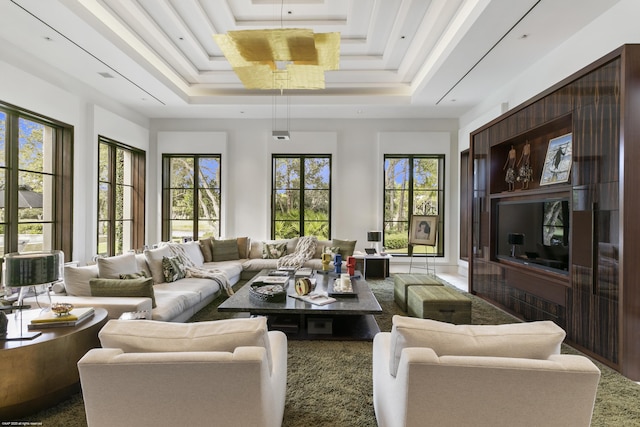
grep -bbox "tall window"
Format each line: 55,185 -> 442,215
0,102 -> 73,257
272,155 -> 331,240
97,136 -> 145,256
162,155 -> 221,241
384,155 -> 445,256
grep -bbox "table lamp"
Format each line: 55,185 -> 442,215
367,231 -> 382,253
507,233 -> 524,258
3,250 -> 63,339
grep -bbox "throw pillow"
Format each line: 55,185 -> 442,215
64,264 -> 99,296
89,277 -> 156,308
212,238 -> 240,261
119,271 -> 149,280
98,316 -> 273,370
332,239 -> 357,257
144,246 -> 172,284
262,242 -> 287,259
162,256 -> 186,282
237,236 -> 250,259
97,252 -> 138,279
182,240 -> 205,267
199,237 -> 214,262
388,316 -> 566,377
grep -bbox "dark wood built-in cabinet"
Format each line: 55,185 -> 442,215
469,45 -> 640,380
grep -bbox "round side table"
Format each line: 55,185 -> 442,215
0,307 -> 108,419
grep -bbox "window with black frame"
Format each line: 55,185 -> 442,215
272,155 -> 331,240
162,154 -> 221,242
0,103 -> 73,257
383,155 -> 445,256
97,136 -> 145,256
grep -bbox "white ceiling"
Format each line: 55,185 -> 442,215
0,0 -> 621,119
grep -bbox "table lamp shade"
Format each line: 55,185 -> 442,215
508,233 -> 525,245
367,231 -> 382,242
4,250 -> 63,287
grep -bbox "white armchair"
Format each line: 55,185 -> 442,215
373,316 -> 601,427
78,317 -> 287,427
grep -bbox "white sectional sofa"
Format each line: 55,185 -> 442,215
35,236 -> 356,321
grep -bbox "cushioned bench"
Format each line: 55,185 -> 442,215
393,273 -> 443,312
407,285 -> 471,324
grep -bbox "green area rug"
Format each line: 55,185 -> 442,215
23,276 -> 640,426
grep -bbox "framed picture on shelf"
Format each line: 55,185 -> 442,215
409,215 -> 438,246
540,133 -> 573,185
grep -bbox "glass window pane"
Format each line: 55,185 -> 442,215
275,158 -> 300,190
385,158 -> 409,189
304,158 -> 330,189
385,189 -> 408,221
274,190 -> 300,220
17,222 -> 44,252
98,183 -> 109,220
99,142 -> 109,182
170,189 -> 193,219
117,149 -> 132,186
304,189 -> 329,216
274,220 -> 299,239
18,118 -> 44,172
170,157 -> 194,188
198,157 -> 220,189
198,188 -> 219,219
118,220 -> 133,254
198,220 -> 218,239
169,220 -> 193,242
304,221 -> 329,240
413,158 -> 439,189
97,221 -> 110,256
413,190 -> 439,215
383,222 -> 409,254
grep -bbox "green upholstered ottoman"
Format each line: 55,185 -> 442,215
407,285 -> 471,324
393,273 -> 444,312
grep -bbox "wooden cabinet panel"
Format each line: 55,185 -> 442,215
470,45 -> 640,380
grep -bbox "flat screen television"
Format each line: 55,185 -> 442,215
495,197 -> 569,274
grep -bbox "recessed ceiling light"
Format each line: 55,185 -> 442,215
44,36 -> 53,41
519,34 -> 529,39
98,72 -> 115,79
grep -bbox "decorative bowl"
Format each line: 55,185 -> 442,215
249,283 -> 286,303
50,302 -> 74,316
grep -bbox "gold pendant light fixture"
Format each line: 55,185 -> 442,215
213,28 -> 340,90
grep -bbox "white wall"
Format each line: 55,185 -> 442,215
0,54 -> 149,263
149,118 -> 459,268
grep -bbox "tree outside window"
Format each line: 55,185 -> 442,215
162,155 -> 221,242
272,155 -> 331,240
384,155 -> 445,256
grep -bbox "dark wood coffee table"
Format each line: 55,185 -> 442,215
218,270 -> 382,340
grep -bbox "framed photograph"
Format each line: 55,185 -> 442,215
409,215 -> 438,246
540,133 -> 572,185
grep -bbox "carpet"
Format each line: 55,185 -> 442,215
21,276 -> 640,426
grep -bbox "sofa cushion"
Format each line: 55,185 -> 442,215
89,277 -> 156,308
162,256 -> 186,282
98,316 -> 273,370
144,246 -> 172,284
199,237 -> 214,262
263,242 -> 287,259
237,237 -> 250,259
64,264 -> 99,296
182,241 -> 205,267
212,238 -> 240,261
97,253 -> 138,279
332,239 -> 357,257
389,315 -> 566,377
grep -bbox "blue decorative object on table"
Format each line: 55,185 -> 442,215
334,254 -> 342,274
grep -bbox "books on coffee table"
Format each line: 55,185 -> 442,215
28,307 -> 95,329
289,292 -> 336,306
